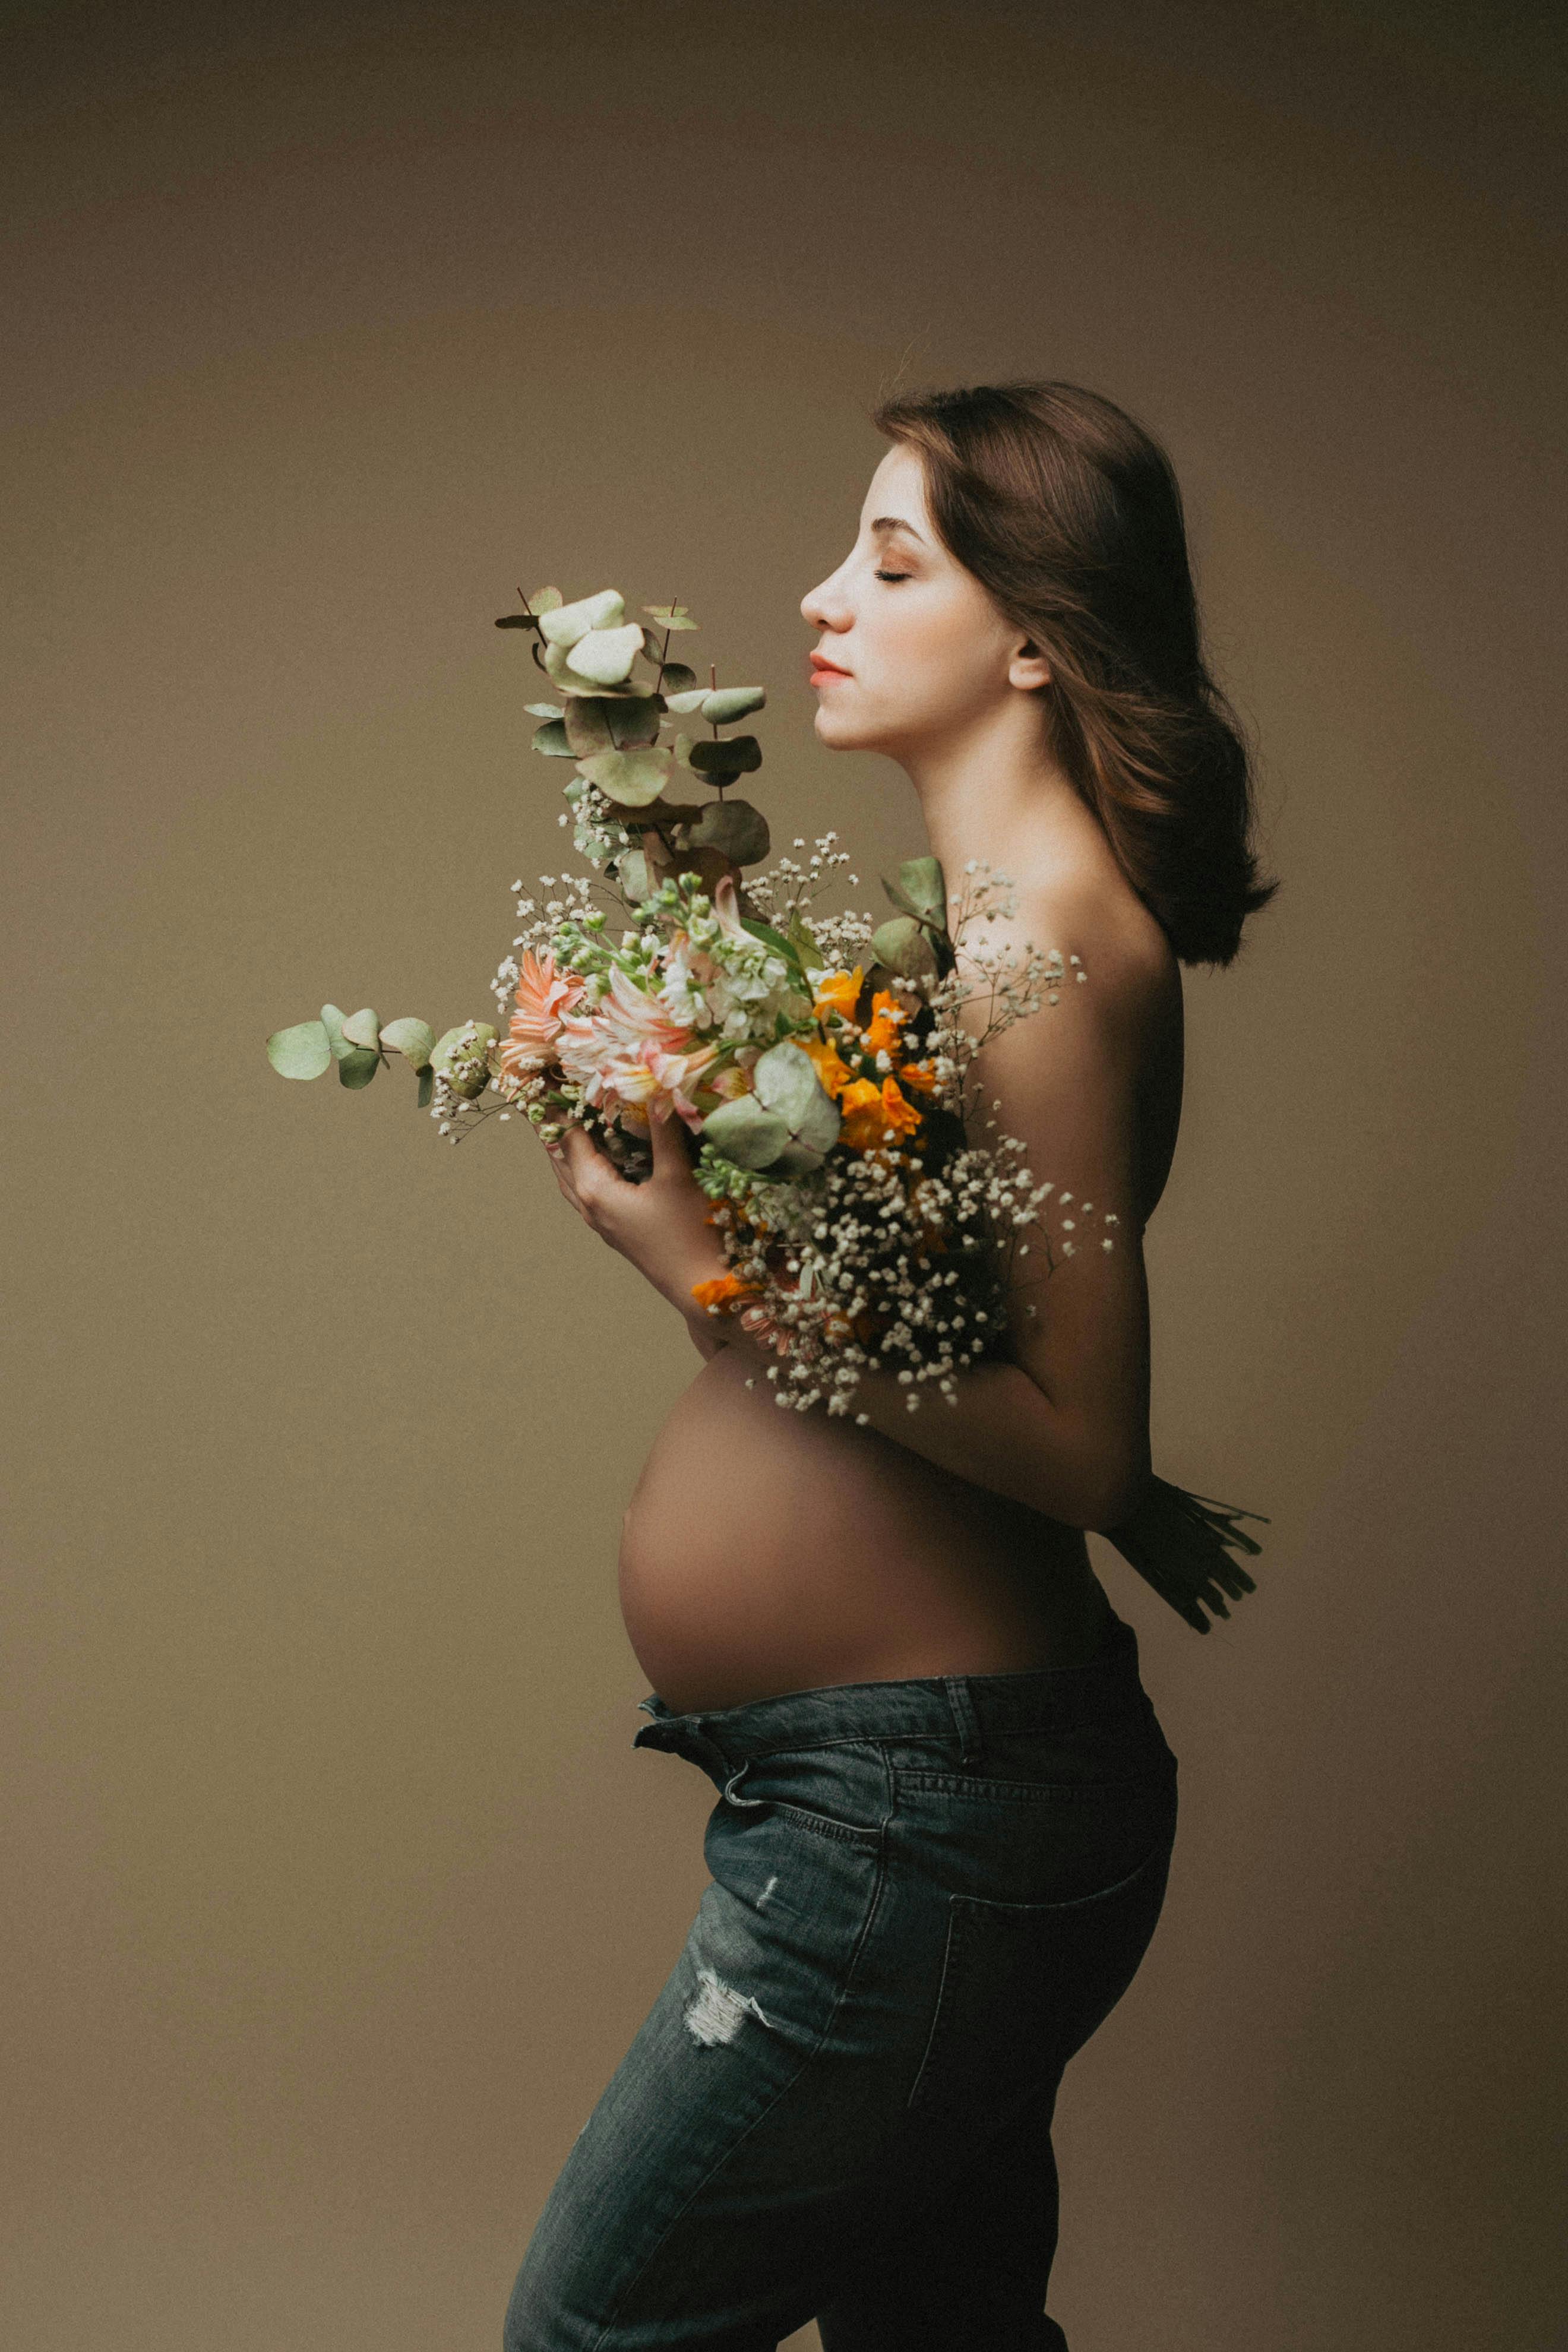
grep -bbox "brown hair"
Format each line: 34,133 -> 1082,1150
872,380 -> 1279,968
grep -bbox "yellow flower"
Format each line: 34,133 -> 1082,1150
800,1033 -> 855,1099
689,1270 -> 764,1314
862,989 -> 909,1056
838,1075 -> 923,1150
813,966 -> 865,1025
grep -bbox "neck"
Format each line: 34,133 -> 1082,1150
897,696 -> 1098,902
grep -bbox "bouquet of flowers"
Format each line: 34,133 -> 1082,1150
267,586 -> 1266,1632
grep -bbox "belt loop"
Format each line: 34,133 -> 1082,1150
943,1676 -> 983,1765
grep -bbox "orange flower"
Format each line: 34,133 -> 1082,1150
897,1058 -> 941,1095
800,1033 -> 855,1099
862,989 -> 909,1057
813,966 -> 865,1025
689,1270 -> 764,1314
838,1075 -> 924,1150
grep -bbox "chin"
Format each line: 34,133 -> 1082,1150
814,707 -> 889,754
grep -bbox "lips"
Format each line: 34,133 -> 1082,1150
810,653 -> 852,682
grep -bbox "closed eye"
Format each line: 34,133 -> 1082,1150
874,568 -> 912,582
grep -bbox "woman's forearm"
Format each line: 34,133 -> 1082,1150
720,1320 -> 1147,1529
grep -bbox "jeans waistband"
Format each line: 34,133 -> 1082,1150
631,1613 -> 1156,1771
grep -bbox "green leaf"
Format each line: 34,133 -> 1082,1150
751,1039 -> 841,1167
606,695 -> 664,748
563,697 -> 615,757
688,796 -> 770,865
699,1093 -> 791,1170
662,686 -> 709,715
615,847 -> 652,903
532,719 -> 574,757
538,589 -> 624,649
870,914 -> 938,979
524,701 -> 564,719
494,613 -> 534,629
672,731 -> 696,767
893,855 -> 948,922
701,685 -> 766,725
738,913 -> 802,968
337,1047 -> 381,1089
341,1006 -> 381,1049
643,602 -> 698,631
320,1003 -> 352,1063
786,909 -> 824,968
576,747 -> 672,808
266,1019 -> 332,1079
564,623 -> 644,686
379,1016 -> 436,1067
527,586 -> 564,614
658,661 -> 697,694
416,1064 -> 435,1109
688,735 -> 761,778
542,641 -> 646,698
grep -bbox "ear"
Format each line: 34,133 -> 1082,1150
1007,635 -> 1052,693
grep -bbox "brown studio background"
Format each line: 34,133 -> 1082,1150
3,3 -> 1564,2345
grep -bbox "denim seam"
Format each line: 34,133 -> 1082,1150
584,1839 -> 891,2352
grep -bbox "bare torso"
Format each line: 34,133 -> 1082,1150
618,873 -> 1184,1714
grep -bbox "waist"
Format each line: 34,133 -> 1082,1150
633,1610 -> 1169,1775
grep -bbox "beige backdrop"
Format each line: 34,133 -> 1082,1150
4,4 -> 1564,2346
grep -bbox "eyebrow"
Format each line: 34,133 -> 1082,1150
870,516 -> 927,544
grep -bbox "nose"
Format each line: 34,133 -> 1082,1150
800,567 -> 851,633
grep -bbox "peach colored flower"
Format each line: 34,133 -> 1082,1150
554,961 -> 720,1134
500,947 -> 586,1083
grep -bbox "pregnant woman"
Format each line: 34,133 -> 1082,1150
504,380 -> 1277,2350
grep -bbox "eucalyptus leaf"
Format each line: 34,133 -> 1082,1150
543,641 -> 646,698
494,613 -> 533,629
751,1039 -> 841,1165
563,698 -> 615,757
417,1064 -> 435,1109
662,686 -> 710,715
528,587 -> 564,614
266,1019 -> 332,1080
532,719 -> 573,757
576,747 -> 672,808
341,1006 -> 381,1049
320,1004 -> 352,1063
689,734 -> 761,777
538,588 -> 624,649
701,685 -> 766,725
565,623 -> 644,685
524,701 -> 564,719
870,915 -> 939,979
379,1016 -> 436,1067
338,1047 -> 381,1089
672,731 -> 696,768
615,848 -> 652,903
894,855 -> 948,922
700,1093 -> 791,1170
606,695 -> 664,748
643,602 -> 698,631
658,661 -> 697,694
688,797 -> 770,864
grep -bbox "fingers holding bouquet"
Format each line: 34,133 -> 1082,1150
542,1093 -> 732,1316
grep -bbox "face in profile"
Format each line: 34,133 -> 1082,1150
799,441 -> 1049,767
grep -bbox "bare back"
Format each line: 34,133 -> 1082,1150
617,858 -> 1183,1714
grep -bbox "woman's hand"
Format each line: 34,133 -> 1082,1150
542,1099 -> 734,1326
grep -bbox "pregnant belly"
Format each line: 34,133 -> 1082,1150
618,1345 -> 1116,1714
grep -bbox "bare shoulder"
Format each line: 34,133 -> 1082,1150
983,850 -> 1178,1060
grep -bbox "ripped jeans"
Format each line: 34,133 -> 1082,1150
502,1612 -> 1179,2352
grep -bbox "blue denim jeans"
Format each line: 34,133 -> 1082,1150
504,1613 -> 1178,2351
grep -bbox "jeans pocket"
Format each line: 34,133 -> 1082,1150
905,1833 -> 1174,2117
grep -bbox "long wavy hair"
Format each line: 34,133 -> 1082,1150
872,380 -> 1279,968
